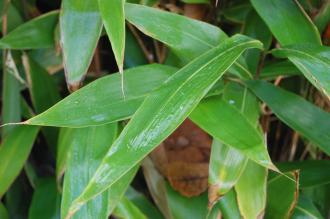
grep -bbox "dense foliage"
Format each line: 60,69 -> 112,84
0,0 -> 330,218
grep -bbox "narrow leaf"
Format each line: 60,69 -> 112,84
278,160 -> 330,187
216,190 -> 241,219
250,0 -> 321,45
56,128 -> 74,183
60,0 -> 102,88
292,195 -> 324,219
26,64 -> 177,127
246,80 -> 330,155
190,97 -> 274,169
235,161 -> 268,219
272,44 -> 330,99
259,61 -> 299,80
125,3 -> 252,78
113,197 -> 147,219
0,126 -> 39,197
0,202 -> 9,219
68,35 -> 263,215
61,123 -> 117,219
99,0 -> 125,73
265,172 -> 299,219
0,11 -> 58,49
28,178 -> 61,219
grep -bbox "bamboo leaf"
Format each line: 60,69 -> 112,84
98,0 -> 125,73
28,178 -> 61,219
0,11 -> 58,49
278,160 -> 330,188
291,195 -> 324,219
0,126 -> 39,197
272,44 -> 330,99
56,128 -> 74,183
66,35 -> 263,217
26,64 -> 177,127
0,202 -> 9,219
250,0 -> 321,46
2,51 -> 21,137
125,3 -> 252,79
265,172 -> 299,219
216,190 -> 241,219
259,61 -> 299,80
61,123 -> 118,219
190,97 -> 273,169
246,80 -> 330,155
60,0 -> 102,88
113,197 -> 147,219
235,161 -> 268,219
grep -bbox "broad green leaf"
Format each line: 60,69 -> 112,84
278,160 -> 330,188
246,80 -> 330,155
60,0 -> 102,88
303,184 -> 330,218
61,123 -> 117,219
265,172 -> 299,219
125,3 -> 252,79
166,183 -> 208,219
0,202 -> 9,219
2,51 -> 21,137
190,97 -> 274,169
272,45 -> 330,99
113,197 -> 147,219
235,161 -> 268,219
126,187 -> 164,219
208,140 -> 247,204
68,35 -> 263,215
292,195 -> 324,219
259,61 -> 299,80
216,190 -> 241,219
28,178 -> 61,219
0,11 -> 58,49
0,126 -> 39,197
98,0 -> 125,73
25,64 -> 177,127
250,0 -> 321,46
56,128 -> 74,182
23,54 -> 61,151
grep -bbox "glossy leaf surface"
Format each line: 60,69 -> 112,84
26,64 -> 176,127
0,11 -> 58,49
61,123 -> 117,219
60,0 -> 102,87
125,3 -> 252,78
247,80 -> 330,155
113,197 -> 147,219
68,35 -> 263,214
190,97 -> 273,169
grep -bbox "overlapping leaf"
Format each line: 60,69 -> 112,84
0,126 -> 39,197
247,80 -> 330,155
60,0 -> 102,88
272,44 -> 330,99
0,11 -> 58,49
66,35 -> 263,216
